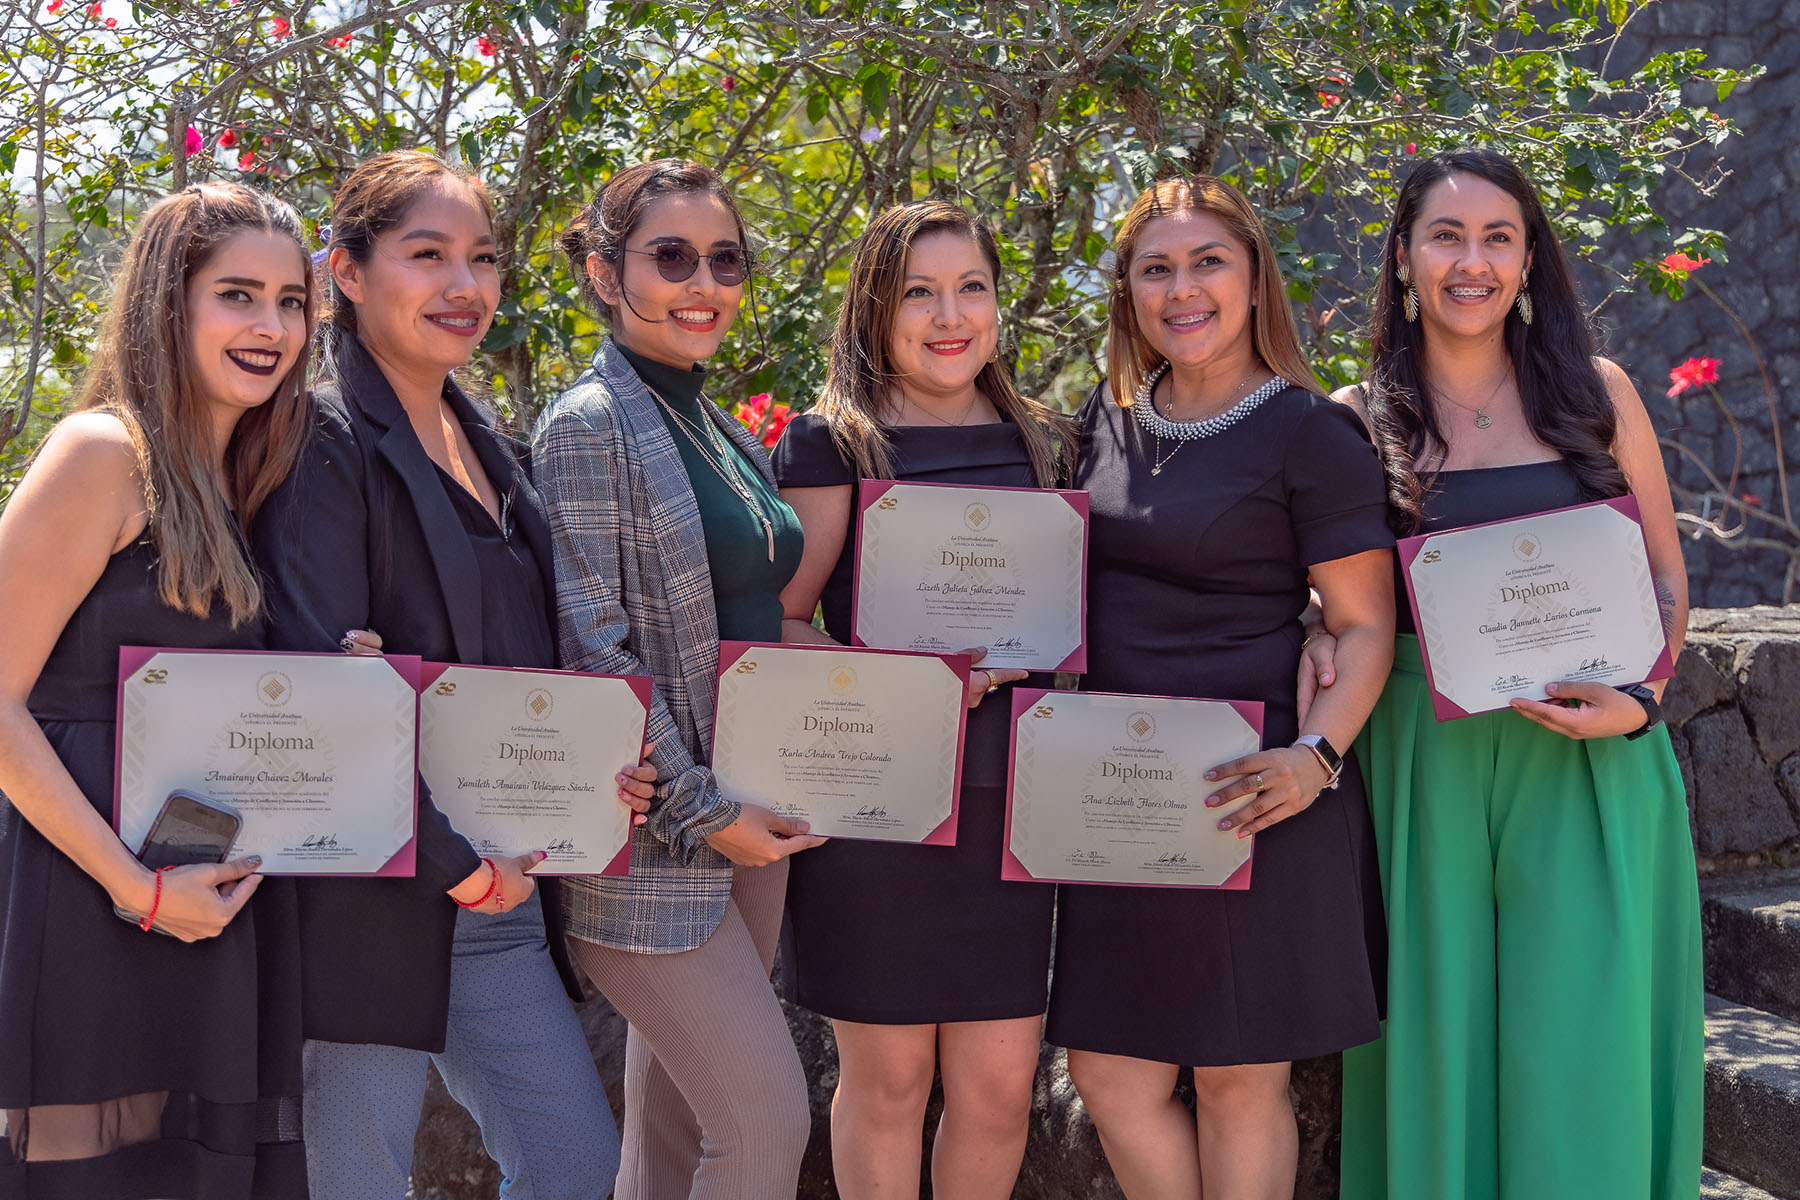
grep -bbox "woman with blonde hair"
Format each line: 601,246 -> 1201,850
773,199 -> 1075,1197
1050,175 -> 1394,1198
0,182 -> 315,1197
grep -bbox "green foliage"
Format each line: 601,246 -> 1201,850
0,0 -> 1760,481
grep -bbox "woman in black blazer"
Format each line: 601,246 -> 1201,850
253,150 -> 652,1200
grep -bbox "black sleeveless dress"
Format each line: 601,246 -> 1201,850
0,536 -> 306,1199
771,413 -> 1057,1023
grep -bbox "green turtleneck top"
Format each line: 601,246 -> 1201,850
617,343 -> 803,643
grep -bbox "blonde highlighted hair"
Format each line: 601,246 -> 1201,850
74,182 -> 318,626
1105,175 -> 1322,406
817,200 -> 1074,486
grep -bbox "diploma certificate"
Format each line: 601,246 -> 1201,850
115,648 -> 419,875
853,480 -> 1088,671
1002,689 -> 1262,888
417,664 -> 651,876
1400,495 -> 1674,720
711,642 -> 969,842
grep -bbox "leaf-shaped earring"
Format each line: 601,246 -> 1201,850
1397,263 -> 1419,322
1515,268 -> 1533,325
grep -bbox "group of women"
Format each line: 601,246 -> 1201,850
0,143 -> 1702,1200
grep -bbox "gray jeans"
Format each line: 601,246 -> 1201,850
302,891 -> 620,1199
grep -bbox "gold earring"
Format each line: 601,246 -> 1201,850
1397,264 -> 1419,322
1515,269 -> 1533,326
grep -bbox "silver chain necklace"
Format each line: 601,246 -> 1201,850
1132,363 -> 1288,475
654,394 -> 776,562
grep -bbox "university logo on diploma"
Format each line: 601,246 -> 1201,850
416,664 -> 651,875
710,641 -> 969,842
853,480 -> 1089,671
1400,495 -> 1675,720
115,648 -> 420,875
1002,689 -> 1263,888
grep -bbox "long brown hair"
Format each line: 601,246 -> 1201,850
817,201 -> 1075,486
1105,176 -> 1323,407
75,182 -> 317,626
1365,147 -> 1628,533
325,149 -> 494,345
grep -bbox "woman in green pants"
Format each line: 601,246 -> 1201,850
1313,147 -> 1703,1199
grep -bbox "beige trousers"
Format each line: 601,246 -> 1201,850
571,861 -> 810,1200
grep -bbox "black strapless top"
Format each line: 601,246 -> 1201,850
1395,459 -> 1587,635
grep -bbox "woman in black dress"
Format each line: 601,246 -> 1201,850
773,201 -> 1075,1198
0,183 -> 313,1198
1050,176 -> 1394,1198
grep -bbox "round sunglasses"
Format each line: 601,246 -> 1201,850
624,242 -> 752,287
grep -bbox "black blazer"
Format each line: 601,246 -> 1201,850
254,335 -> 580,1051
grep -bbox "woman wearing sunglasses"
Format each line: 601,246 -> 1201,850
533,158 -> 821,1200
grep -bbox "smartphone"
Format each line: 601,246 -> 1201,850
113,791 -> 244,930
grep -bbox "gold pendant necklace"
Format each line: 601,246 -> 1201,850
656,395 -> 776,562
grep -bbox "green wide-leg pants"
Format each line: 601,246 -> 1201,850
1340,636 -> 1703,1200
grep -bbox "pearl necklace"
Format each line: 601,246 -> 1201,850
1131,364 -> 1289,475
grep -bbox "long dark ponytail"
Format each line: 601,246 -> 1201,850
1366,147 -> 1629,533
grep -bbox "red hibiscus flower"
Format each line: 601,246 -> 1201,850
733,394 -> 793,449
1666,356 -> 1721,398
1404,142 -> 1417,155
219,128 -> 238,148
85,2 -> 100,16
103,15 -> 115,24
477,34 -> 495,56
269,15 -> 289,37
46,0 -> 64,14
327,32 -> 352,48
1658,251 -> 1711,276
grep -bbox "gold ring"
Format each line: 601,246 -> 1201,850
985,671 -> 1001,693
1253,773 -> 1266,791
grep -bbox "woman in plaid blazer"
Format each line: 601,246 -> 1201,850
532,159 -> 823,1199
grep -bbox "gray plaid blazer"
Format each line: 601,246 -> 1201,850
532,336 -> 772,953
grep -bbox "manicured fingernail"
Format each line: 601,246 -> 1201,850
1204,770 -> 1218,780
1237,830 -> 1249,840
247,856 -> 263,867
1205,794 -> 1219,807
1545,682 -> 1559,694
1217,819 -> 1232,831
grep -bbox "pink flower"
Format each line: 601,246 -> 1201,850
721,74 -> 737,92
103,14 -> 114,24
218,128 -> 238,148
1666,356 -> 1721,398
269,15 -> 289,37
85,2 -> 100,16
477,34 -> 495,56
733,395 -> 793,450
184,127 -> 202,154
326,32 -> 352,48
1658,251 -> 1711,277
45,0 -> 63,13
1742,493 -> 1765,507
238,150 -> 256,169
1404,142 -> 1417,155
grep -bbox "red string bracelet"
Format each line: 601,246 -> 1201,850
453,857 -> 499,909
139,866 -> 173,932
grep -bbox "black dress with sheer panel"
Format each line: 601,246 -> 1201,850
0,536 -> 305,1200
771,412 -> 1057,1023
1046,383 -> 1393,1066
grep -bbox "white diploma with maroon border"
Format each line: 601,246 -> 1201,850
710,641 -> 969,843
1002,689 -> 1262,888
115,648 -> 420,875
417,664 -> 650,876
852,480 -> 1089,672
1399,495 -> 1675,721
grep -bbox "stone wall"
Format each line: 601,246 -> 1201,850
1581,0 -> 1800,607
